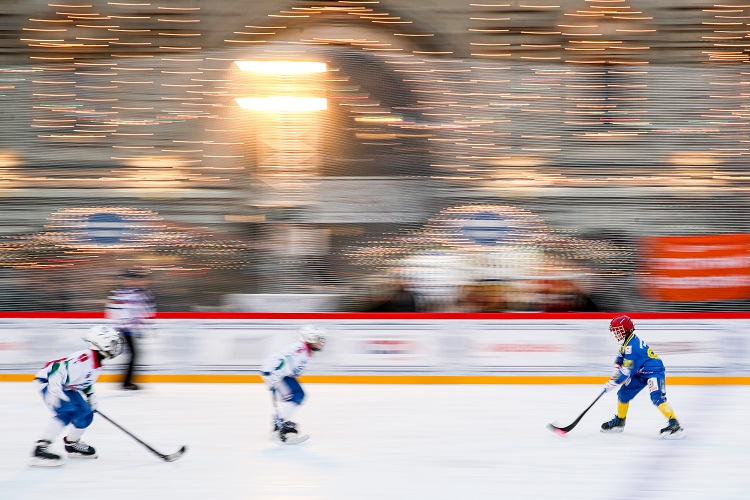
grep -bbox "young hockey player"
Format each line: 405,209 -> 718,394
32,325 -> 124,466
260,324 -> 326,444
601,315 -> 686,439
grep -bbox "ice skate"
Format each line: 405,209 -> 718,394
278,420 -> 298,441
277,421 -> 309,445
64,437 -> 98,458
30,440 -> 63,467
659,418 -> 686,440
600,415 -> 626,433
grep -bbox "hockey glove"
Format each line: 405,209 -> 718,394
263,372 -> 283,389
603,379 -> 620,393
86,392 -> 99,411
43,384 -> 70,409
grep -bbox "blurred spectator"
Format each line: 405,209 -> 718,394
366,277 -> 418,312
105,269 -> 156,390
535,278 -> 601,312
458,280 -> 510,312
456,277 -> 602,313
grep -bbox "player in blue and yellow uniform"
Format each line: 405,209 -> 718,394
600,315 -> 686,439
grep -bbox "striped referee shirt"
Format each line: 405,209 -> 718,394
105,287 -> 156,335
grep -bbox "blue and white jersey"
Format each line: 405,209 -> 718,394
261,341 -> 313,379
612,333 -> 665,384
35,349 -> 102,395
105,286 -> 156,335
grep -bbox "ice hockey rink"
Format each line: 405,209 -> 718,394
1,382 -> 748,500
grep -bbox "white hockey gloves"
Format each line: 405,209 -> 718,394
43,384 -> 70,409
86,392 -> 99,411
603,379 -> 620,393
262,371 -> 283,389
604,362 -> 626,392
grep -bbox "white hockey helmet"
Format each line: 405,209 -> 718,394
299,324 -> 326,351
84,325 -> 124,359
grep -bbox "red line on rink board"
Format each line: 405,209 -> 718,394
0,311 -> 748,320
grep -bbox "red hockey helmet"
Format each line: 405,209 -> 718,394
609,315 -> 634,343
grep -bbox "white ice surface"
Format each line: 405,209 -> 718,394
0,382 -> 747,500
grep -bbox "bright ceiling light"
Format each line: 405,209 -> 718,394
234,61 -> 327,74
0,152 -> 19,167
235,96 -> 327,112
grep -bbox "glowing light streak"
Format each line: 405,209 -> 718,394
234,61 -> 327,74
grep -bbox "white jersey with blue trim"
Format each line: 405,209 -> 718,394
261,341 -> 313,379
35,349 -> 102,394
105,286 -> 156,334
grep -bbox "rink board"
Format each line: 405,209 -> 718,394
0,312 -> 748,382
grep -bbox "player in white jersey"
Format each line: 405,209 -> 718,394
260,324 -> 326,443
105,268 -> 156,390
32,325 -> 124,467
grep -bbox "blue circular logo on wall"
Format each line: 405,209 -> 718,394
85,212 -> 126,245
461,211 -> 510,246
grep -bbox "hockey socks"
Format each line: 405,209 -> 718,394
657,402 -> 676,421
617,400 -> 629,420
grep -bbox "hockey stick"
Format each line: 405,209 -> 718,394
270,388 -> 283,431
546,389 -> 606,436
95,410 -> 187,461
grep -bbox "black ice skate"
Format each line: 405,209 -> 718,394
279,421 -> 298,441
600,415 -> 626,433
277,421 -> 309,445
659,418 -> 686,440
30,440 -> 63,467
64,437 -> 98,458
272,415 -> 283,433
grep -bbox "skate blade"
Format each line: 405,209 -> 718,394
30,457 -> 64,467
600,428 -> 625,434
67,453 -> 98,459
279,434 -> 309,445
660,429 -> 686,440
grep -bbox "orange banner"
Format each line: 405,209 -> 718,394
640,234 -> 750,301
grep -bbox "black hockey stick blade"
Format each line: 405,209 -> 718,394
161,445 -> 187,462
95,410 -> 187,462
547,389 -> 606,436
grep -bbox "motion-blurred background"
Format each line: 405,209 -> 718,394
0,0 -> 747,313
